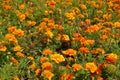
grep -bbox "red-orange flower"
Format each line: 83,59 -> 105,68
62,49 -> 77,56
106,53 -> 118,63
79,47 -> 89,54
42,62 -> 52,70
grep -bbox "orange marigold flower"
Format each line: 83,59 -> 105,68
35,68 -> 41,75
97,76 -> 103,80
51,53 -> 65,63
7,26 -> 16,33
18,13 -> 26,22
13,45 -> 22,52
45,30 -> 53,38
42,62 -> 52,70
79,4 -> 87,10
11,76 -> 19,80
40,57 -> 48,63
10,57 -> 18,65
42,49 -> 52,56
79,47 -> 89,54
85,62 -> 97,73
16,52 -> 25,57
13,29 -> 24,37
114,22 -> 120,28
27,21 -> 36,26
41,70 -> 54,80
29,63 -> 36,69
27,56 -> 34,61
62,49 -> 77,56
72,64 -> 82,71
19,4 -> 25,10
60,73 -> 73,80
5,34 -> 18,44
106,53 -> 118,63
61,34 -> 70,42
0,46 -> 7,52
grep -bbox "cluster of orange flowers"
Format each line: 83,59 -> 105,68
0,0 -> 120,80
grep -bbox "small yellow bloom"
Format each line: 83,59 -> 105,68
0,46 -> 7,52
51,53 -> 65,64
13,45 -> 22,52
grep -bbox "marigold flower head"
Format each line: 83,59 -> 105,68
19,4 -> 25,10
40,57 -> 48,63
10,57 -> 18,65
0,46 -> 7,52
60,73 -> 73,80
5,34 -> 18,44
27,56 -> 34,61
29,63 -> 36,69
62,49 -> 77,56
51,53 -> 65,64
42,49 -> 52,56
72,64 -> 82,71
13,29 -> 24,37
35,68 -> 41,75
13,45 -> 22,52
79,47 -> 89,54
114,22 -> 120,28
16,52 -> 25,57
45,30 -> 53,38
106,53 -> 118,63
7,26 -> 16,33
85,62 -> 97,73
79,4 -> 87,10
41,70 -> 54,80
61,34 -> 70,42
27,21 -> 36,26
18,13 -> 26,22
42,62 -> 52,70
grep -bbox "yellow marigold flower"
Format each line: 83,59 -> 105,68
16,52 -> 25,57
10,57 -> 18,65
72,64 -> 82,71
42,49 -> 52,56
62,49 -> 77,56
35,68 -> 41,75
41,70 -> 54,80
42,62 -> 52,70
29,63 -> 36,69
0,46 -> 7,52
61,34 -> 70,42
85,62 -> 97,73
40,57 -> 48,63
106,53 -> 118,63
13,29 -> 24,37
7,26 -> 16,33
114,22 -> 120,28
27,21 -> 36,26
27,56 -> 34,61
45,30 -> 53,38
13,45 -> 21,52
51,53 -> 65,64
